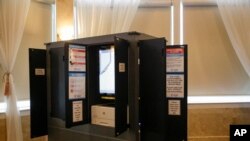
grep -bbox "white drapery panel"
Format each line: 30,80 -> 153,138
0,0 -> 30,141
184,4 -> 250,95
75,0 -> 140,38
76,0 -> 112,37
111,0 -> 140,33
217,0 -> 250,77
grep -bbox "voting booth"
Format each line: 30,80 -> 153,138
47,36 -> 130,136
29,32 -> 188,141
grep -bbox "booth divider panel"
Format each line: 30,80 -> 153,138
29,48 -> 48,138
114,37 -> 129,136
166,45 -> 188,141
138,38 -> 166,141
50,47 -> 66,120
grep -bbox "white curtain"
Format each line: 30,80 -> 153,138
111,0 -> 140,33
0,0 -> 30,141
217,0 -> 250,77
76,0 -> 140,38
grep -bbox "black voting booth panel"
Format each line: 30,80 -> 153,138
29,49 -> 48,138
138,41 -> 188,141
29,32 -> 188,141
138,38 -> 167,141
165,45 -> 188,141
139,42 -> 188,141
114,38 -> 129,135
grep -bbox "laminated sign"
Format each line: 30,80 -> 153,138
69,46 -> 86,72
166,48 -> 184,72
73,101 -> 83,122
69,73 -> 86,99
166,74 -> 184,98
168,100 -> 181,116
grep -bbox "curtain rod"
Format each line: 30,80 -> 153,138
32,0 -> 217,7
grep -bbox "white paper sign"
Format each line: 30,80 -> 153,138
119,63 -> 126,72
69,45 -> 86,72
166,74 -> 184,98
168,100 -> 181,116
166,48 -> 184,72
35,68 -> 45,76
69,73 -> 85,99
73,101 -> 83,122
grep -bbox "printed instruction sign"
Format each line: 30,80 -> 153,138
166,48 -> 184,72
69,45 -> 86,72
166,74 -> 184,98
73,101 -> 83,122
168,100 -> 181,116
69,73 -> 85,99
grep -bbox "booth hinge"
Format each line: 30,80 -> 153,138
138,59 -> 140,65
